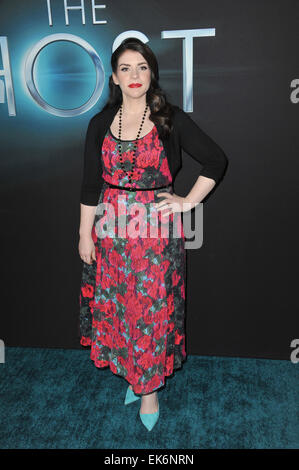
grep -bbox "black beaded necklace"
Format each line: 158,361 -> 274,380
117,103 -> 149,185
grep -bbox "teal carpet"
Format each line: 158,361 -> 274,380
0,347 -> 298,449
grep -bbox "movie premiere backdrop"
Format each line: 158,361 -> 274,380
1,0 -> 298,360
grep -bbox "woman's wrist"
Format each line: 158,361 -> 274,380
79,230 -> 92,238
183,196 -> 200,210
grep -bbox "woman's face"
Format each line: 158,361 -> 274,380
112,49 -> 151,99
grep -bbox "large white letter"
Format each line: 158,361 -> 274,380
161,29 -> 215,112
23,33 -> 105,116
64,0 -> 86,25
0,37 -> 16,116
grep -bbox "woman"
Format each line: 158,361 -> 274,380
78,37 -> 228,431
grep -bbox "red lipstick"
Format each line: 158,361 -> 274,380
129,83 -> 142,88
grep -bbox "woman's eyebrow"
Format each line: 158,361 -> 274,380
119,62 -> 148,66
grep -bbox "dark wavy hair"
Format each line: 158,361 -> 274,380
101,37 -> 175,138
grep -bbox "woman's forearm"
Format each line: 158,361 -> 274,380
184,175 -> 216,209
79,203 -> 97,237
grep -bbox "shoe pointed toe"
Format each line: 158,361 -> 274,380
139,406 -> 159,431
124,385 -> 140,405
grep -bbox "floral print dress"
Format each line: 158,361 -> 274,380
78,124 -> 186,395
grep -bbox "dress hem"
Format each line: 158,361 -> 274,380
79,335 -> 187,395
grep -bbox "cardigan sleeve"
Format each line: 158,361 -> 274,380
174,107 -> 228,184
80,114 -> 104,206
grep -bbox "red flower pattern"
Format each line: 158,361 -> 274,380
78,125 -> 186,394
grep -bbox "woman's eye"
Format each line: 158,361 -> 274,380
120,66 -> 148,72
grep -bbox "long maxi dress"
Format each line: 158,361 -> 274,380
78,123 -> 186,395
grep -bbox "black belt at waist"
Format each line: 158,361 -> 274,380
104,182 -> 173,192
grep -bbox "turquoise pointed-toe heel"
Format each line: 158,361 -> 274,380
139,403 -> 159,431
124,385 -> 141,405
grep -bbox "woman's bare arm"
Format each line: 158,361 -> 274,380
79,203 -> 96,237
78,204 -> 97,264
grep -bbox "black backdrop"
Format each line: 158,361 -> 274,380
1,0 -> 298,360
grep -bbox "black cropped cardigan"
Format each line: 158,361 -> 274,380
80,103 -> 228,206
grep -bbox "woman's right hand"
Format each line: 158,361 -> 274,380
78,234 -> 96,265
